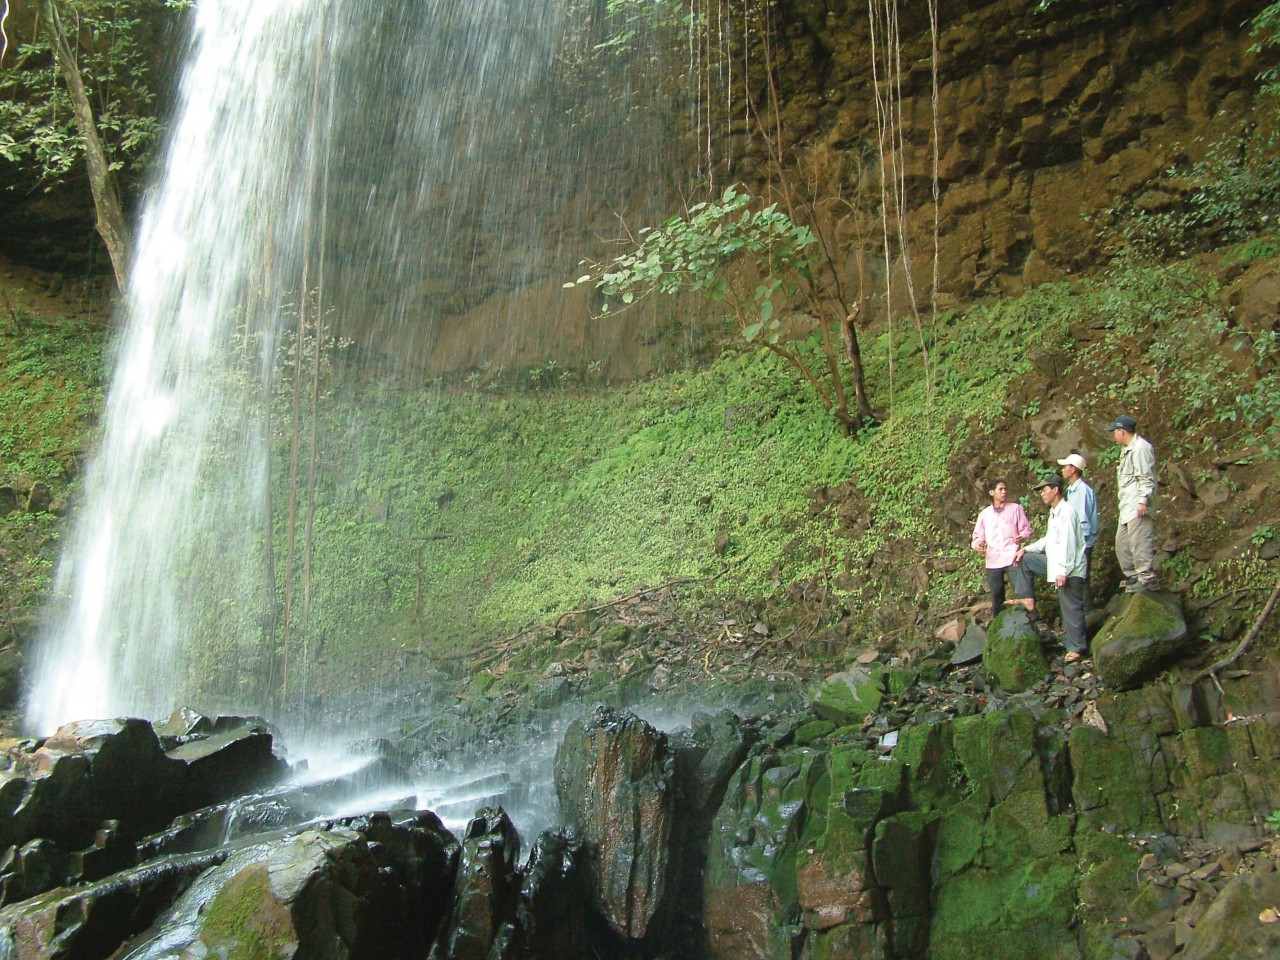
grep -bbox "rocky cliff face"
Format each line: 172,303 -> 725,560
4,0 -> 1271,379
736,0 -> 1272,314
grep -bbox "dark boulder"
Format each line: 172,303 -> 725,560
553,706 -> 677,941
0,715 -> 288,907
0,847 -> 230,960
117,812 -> 458,960
432,807 -> 521,960
517,831 -> 589,960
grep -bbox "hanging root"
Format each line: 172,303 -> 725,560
1190,573 -> 1280,685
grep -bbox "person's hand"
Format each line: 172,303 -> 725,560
1014,548 -> 1024,562
1137,502 -> 1148,518
975,541 -> 986,552
1055,575 -> 1067,589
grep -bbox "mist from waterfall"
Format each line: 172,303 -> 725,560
24,0 -> 683,734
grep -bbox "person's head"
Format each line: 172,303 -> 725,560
1105,415 -> 1137,446
1056,453 -> 1087,483
986,478 -> 1009,505
1034,474 -> 1064,506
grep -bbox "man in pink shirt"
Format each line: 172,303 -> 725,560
971,479 -> 1033,619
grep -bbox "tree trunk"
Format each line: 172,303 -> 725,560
38,0 -> 132,294
840,302 -> 876,426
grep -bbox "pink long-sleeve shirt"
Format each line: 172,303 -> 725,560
971,502 -> 1032,569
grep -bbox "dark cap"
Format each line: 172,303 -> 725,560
1034,474 -> 1064,491
1105,415 -> 1137,432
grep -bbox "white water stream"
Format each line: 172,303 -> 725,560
23,0 -> 652,733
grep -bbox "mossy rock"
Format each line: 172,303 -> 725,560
201,864 -> 296,960
929,854 -> 1080,960
810,666 -> 886,726
982,608 -> 1049,693
794,719 -> 836,745
1092,592 -> 1187,689
1074,828 -> 1142,945
1069,724 -> 1166,833
1180,872 -> 1280,959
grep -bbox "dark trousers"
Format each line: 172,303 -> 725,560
1018,552 -> 1088,653
986,565 -> 1031,618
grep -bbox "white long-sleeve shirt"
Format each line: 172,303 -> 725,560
1024,500 -> 1087,580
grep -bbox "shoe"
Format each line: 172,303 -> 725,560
1125,580 -> 1157,594
1064,651 -> 1086,664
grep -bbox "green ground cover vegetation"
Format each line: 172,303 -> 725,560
5,231 -> 1280,691
0,305 -> 106,635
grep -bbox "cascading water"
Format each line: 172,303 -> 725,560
24,0 -> 683,736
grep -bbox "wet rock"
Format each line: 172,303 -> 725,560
165,718 -> 287,809
702,747 -> 827,960
516,832 -> 588,960
0,839 -> 68,908
0,715 -> 289,907
120,812 -> 458,960
982,608 -> 1050,693
136,795 -> 311,861
673,710 -> 757,820
809,666 -> 886,725
152,708 -> 214,744
1093,592 -> 1189,689
553,706 -> 677,941
1,719 -> 184,853
0,847 -> 230,960
432,807 -> 521,960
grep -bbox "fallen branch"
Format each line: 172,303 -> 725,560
1191,573 -> 1280,685
467,568 -> 730,670
552,567 -> 729,628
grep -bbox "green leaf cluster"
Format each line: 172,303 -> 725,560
580,186 -> 816,343
0,0 -> 187,193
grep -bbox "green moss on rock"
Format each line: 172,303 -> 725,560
200,865 -> 295,960
1092,592 -> 1187,689
983,609 -> 1049,693
810,667 -> 886,726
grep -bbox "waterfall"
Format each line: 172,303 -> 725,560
24,0 -> 680,734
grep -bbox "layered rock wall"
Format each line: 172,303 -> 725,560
743,0 -> 1273,314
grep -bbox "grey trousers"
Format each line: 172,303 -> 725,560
1116,514 -> 1158,586
1017,552 -> 1088,653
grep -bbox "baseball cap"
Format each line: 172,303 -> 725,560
1056,453 -> 1087,472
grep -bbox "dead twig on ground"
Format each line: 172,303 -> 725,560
552,567 -> 729,628
467,568 -> 731,670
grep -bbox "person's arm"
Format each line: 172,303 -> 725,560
972,509 -> 988,552
1133,442 -> 1156,505
1084,487 -> 1099,544
1015,504 -> 1032,543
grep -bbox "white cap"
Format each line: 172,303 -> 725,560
1056,453 -> 1087,472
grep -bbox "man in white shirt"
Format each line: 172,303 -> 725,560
1014,475 -> 1089,663
1106,415 -> 1159,592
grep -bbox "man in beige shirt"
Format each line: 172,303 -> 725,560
1106,414 -> 1158,592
